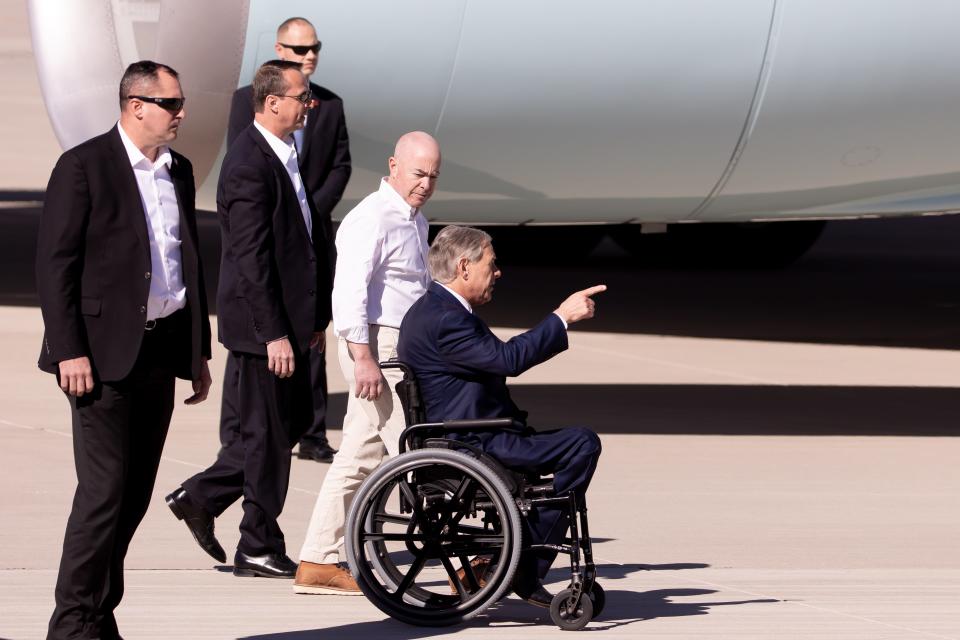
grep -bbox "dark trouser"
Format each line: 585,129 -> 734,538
183,351 -> 311,556
48,326 -> 179,640
464,427 -> 602,579
218,346 -> 329,449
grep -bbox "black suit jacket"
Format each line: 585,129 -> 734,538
397,283 -> 569,424
36,125 -> 212,382
228,81 -> 350,278
216,123 -> 331,356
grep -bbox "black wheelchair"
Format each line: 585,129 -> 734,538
344,361 -> 603,630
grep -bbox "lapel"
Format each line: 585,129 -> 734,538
249,125 -> 316,251
299,82 -> 321,158
106,126 -> 151,264
169,154 -> 198,275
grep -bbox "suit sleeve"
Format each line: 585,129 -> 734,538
222,162 -> 289,343
226,88 -> 253,150
311,101 -> 351,223
35,152 -> 91,364
437,311 -> 568,377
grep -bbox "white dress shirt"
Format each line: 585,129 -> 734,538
254,120 -> 312,240
333,179 -> 431,343
117,122 -> 186,321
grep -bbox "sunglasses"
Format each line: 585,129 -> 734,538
277,89 -> 313,106
279,41 -> 322,56
128,95 -> 185,112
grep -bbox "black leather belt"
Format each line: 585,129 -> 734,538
145,308 -> 186,332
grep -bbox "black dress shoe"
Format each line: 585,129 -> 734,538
165,487 -> 226,563
296,441 -> 337,463
512,559 -> 553,608
514,582 -> 553,608
233,551 -> 297,578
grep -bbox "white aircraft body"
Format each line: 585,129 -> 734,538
28,0 -> 960,259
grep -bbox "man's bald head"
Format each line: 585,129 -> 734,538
275,17 -> 321,77
393,131 -> 441,161
277,17 -> 314,40
388,131 -> 441,209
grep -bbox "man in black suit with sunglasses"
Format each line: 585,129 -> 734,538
223,16 -> 350,464
37,60 -> 212,640
168,60 -> 331,579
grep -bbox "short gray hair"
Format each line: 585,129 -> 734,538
429,225 -> 492,283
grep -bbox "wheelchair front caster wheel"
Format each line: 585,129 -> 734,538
588,583 -> 605,618
550,588 -> 594,630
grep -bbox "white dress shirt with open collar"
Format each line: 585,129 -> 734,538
332,178 -> 430,343
253,120 -> 312,240
117,122 -> 186,321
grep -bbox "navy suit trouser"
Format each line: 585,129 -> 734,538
463,426 -> 602,579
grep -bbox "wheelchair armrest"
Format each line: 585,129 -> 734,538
441,418 -> 527,432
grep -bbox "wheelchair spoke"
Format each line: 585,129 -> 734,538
445,533 -> 505,545
458,554 -> 482,593
360,532 -> 427,542
450,522 -> 497,535
398,477 -> 418,507
373,512 -> 412,526
441,555 -> 468,599
444,544 -> 505,557
393,549 -> 429,598
446,477 -> 478,530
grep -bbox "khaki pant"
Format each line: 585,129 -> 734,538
298,325 -> 406,564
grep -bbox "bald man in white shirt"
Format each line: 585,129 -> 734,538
294,132 -> 440,594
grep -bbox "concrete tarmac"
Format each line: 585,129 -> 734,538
2,209 -> 960,638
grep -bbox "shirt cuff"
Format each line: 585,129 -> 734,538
337,325 -> 369,344
552,312 -> 568,330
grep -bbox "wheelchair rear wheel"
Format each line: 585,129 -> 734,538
345,449 -> 523,626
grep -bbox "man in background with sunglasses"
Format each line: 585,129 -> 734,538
168,60 -> 332,579
224,16 -> 351,465
37,60 -> 212,639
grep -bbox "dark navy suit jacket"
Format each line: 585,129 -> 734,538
397,282 -> 568,423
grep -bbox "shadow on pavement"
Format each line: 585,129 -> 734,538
236,588 -> 777,638
328,384 -> 960,436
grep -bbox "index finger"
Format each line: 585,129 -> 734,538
579,284 -> 607,298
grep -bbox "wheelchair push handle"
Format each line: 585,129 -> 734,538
399,419 -> 529,453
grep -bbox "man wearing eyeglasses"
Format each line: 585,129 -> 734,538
224,16 -> 350,465
167,60 -> 332,579
37,60 -> 212,639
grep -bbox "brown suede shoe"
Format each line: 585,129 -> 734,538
293,561 -> 362,595
449,556 -> 494,594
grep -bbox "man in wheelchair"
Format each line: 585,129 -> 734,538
396,225 -> 605,609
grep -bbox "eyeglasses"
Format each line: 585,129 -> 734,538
277,89 -> 313,106
128,95 -> 185,112
278,41 -> 321,56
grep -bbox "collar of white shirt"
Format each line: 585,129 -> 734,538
436,281 -> 472,313
378,178 -> 420,220
117,121 -> 171,170
254,120 -> 297,165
